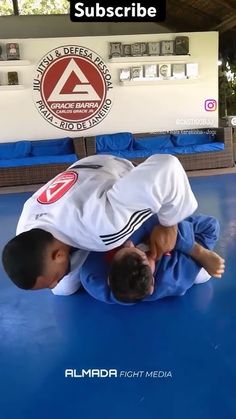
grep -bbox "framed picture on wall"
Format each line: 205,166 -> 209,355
172,63 -> 186,79
131,66 -> 143,79
119,68 -> 131,81
144,64 -> 158,78
175,37 -> 189,55
0,44 -> 3,60
8,71 -> 19,85
159,64 -> 171,79
161,41 -> 174,56
122,44 -> 131,56
140,43 -> 148,56
131,43 -> 143,56
147,42 -> 160,56
186,63 -> 198,78
109,42 -> 122,58
6,43 -> 20,60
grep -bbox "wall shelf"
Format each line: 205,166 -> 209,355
120,78 -> 199,86
0,60 -> 31,67
0,85 -> 25,91
109,55 -> 191,63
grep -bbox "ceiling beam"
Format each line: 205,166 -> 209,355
213,0 -> 236,11
168,0 -> 220,25
214,13 -> 236,32
164,18 -> 202,33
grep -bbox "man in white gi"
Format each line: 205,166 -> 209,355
2,154 -> 198,294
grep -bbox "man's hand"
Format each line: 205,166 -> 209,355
149,225 -> 178,261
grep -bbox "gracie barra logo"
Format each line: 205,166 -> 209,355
33,46 -> 113,131
37,171 -> 78,204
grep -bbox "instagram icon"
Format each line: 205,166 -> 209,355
205,99 -> 217,112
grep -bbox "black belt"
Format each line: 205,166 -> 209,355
70,164 -> 103,170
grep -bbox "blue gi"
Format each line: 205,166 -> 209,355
79,215 -> 220,304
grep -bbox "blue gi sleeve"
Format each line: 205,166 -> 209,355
144,214 -> 220,301
80,215 -> 220,304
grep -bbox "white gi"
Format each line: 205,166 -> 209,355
16,154 -> 198,295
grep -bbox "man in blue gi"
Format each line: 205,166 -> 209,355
78,214 -> 225,304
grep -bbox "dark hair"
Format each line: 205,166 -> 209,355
109,253 -> 153,303
2,229 -> 54,290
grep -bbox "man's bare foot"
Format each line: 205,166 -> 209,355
190,243 -> 225,278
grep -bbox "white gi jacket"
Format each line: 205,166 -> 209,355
16,154 -> 197,294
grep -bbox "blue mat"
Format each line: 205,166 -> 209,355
0,174 -> 236,419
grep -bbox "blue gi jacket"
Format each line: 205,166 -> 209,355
79,214 -> 219,304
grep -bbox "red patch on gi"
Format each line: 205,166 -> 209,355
37,171 -> 78,204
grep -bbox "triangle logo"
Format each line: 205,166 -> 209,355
37,171 -> 78,204
48,58 -> 101,102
